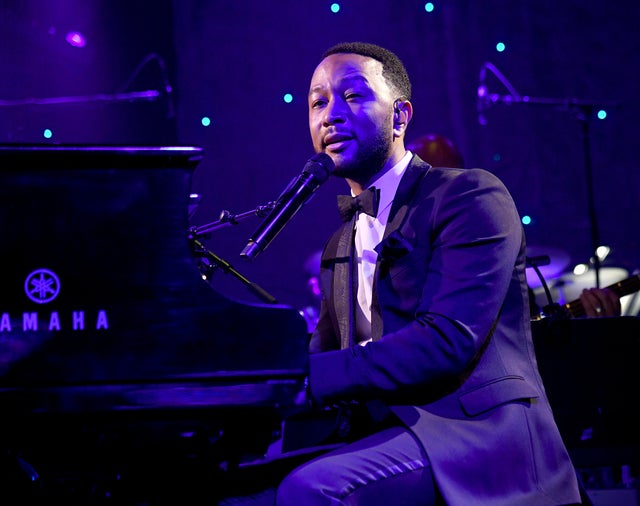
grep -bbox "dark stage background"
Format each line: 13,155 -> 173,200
2,0 -> 639,315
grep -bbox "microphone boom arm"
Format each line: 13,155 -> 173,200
188,201 -> 276,239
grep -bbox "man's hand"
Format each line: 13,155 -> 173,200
579,287 -> 621,317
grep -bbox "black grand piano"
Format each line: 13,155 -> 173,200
0,145 -> 311,503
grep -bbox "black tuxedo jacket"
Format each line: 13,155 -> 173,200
308,155 -> 580,505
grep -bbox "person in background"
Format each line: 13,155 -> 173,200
272,41 -> 582,505
406,132 -> 465,168
299,250 -> 323,333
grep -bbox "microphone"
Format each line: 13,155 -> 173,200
477,64 -> 489,125
240,153 -> 334,260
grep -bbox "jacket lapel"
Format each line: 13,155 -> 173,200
370,156 -> 431,341
332,218 -> 357,349
383,157 -> 430,242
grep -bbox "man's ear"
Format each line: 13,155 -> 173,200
393,99 -> 413,136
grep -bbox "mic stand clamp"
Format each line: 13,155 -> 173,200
539,301 -> 569,322
191,239 -> 277,304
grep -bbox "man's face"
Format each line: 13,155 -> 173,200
308,53 -> 396,181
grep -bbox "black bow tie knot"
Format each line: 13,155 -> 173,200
337,187 -> 380,222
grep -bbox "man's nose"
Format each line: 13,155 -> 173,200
322,99 -> 347,125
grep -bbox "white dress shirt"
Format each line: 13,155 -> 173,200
354,151 -> 412,345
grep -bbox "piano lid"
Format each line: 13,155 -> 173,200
0,145 -> 310,412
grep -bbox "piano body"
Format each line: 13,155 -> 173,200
0,145 -> 311,503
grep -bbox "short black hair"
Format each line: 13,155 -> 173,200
321,42 -> 412,101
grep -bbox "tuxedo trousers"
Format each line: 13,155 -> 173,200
274,424 -> 437,506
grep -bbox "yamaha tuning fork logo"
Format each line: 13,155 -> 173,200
24,268 -> 61,304
0,268 -> 109,333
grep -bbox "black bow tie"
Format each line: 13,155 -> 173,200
337,187 -> 380,222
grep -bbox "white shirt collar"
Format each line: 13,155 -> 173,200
368,150 -> 412,217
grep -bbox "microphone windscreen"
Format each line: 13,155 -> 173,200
304,153 -> 334,183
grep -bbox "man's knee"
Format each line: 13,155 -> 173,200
276,464 -> 331,506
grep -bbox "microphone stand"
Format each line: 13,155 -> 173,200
188,201 -> 278,304
479,63 -> 619,288
0,90 -> 162,107
0,89 -> 176,123
526,255 -> 565,320
0,53 -> 175,117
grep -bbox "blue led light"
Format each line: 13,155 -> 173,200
283,93 -> 293,103
331,3 -> 340,13
201,116 -> 211,127
496,42 -> 506,52
43,128 -> 53,139
424,2 -> 434,12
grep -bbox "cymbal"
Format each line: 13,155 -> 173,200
525,245 -> 571,288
